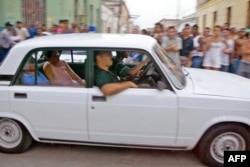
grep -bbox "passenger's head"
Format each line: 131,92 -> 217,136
23,57 -> 36,71
45,50 -> 60,63
94,51 -> 113,68
116,51 -> 130,59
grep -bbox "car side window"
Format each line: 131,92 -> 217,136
60,50 -> 87,63
14,51 -> 50,86
94,49 -> 170,90
14,49 -> 87,87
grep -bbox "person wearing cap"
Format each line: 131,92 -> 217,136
0,22 -> 16,62
94,51 -> 138,96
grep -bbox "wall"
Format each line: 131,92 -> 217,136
101,4 -> 118,33
46,0 -> 75,27
0,0 -> 101,32
196,0 -> 250,31
0,0 -> 22,30
87,0 -> 101,32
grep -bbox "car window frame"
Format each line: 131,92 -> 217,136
88,47 -> 173,91
154,44 -> 186,90
11,47 -> 91,87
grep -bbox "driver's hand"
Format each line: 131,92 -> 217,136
128,81 -> 138,88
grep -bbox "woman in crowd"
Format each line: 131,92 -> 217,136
203,25 -> 229,70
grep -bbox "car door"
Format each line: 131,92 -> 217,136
9,86 -> 88,141
8,49 -> 88,142
87,48 -> 178,146
88,87 -> 178,146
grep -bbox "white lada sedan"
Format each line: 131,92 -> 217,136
0,34 -> 249,167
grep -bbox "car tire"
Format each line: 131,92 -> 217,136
0,118 -> 33,153
196,124 -> 249,167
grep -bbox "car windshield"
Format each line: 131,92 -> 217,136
154,44 -> 186,89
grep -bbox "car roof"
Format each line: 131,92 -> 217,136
16,33 -> 157,49
0,33 -> 157,75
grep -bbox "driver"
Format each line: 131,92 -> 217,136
110,51 -> 151,80
94,51 -> 138,96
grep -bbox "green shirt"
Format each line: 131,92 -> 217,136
109,56 -> 131,79
94,66 -> 121,88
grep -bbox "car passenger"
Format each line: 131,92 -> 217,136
110,51 -> 150,80
23,58 -> 50,85
43,50 -> 85,86
94,51 -> 137,96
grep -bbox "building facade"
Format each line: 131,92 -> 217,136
177,14 -> 197,32
0,0 -> 22,30
159,19 -> 180,30
0,0 -> 102,32
196,0 -> 250,30
158,14 -> 197,33
101,3 -> 118,33
102,0 -> 131,33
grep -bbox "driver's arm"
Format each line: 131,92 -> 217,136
95,69 -> 137,96
101,81 -> 137,96
128,57 -> 151,77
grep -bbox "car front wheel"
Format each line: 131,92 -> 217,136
0,118 -> 33,153
196,124 -> 249,167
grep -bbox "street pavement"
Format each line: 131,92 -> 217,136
0,143 -> 207,167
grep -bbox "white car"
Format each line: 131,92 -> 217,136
0,33 -> 249,167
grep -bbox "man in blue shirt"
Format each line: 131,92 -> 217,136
0,22 -> 15,62
180,26 -> 194,67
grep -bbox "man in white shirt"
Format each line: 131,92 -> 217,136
221,28 -> 234,72
0,22 -> 16,62
161,26 -> 182,67
15,21 -> 30,41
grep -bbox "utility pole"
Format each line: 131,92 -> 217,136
177,0 -> 181,32
117,0 -> 122,33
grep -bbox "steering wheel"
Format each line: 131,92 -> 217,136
136,62 -> 155,85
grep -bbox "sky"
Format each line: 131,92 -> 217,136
125,0 -> 197,29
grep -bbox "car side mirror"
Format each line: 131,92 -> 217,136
156,81 -> 167,91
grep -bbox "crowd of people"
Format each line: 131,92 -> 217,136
1,19 -> 250,79
0,20 -> 89,62
134,22 -> 250,79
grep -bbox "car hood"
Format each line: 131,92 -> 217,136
186,68 -> 250,99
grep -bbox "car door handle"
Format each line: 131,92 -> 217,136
14,93 -> 27,99
92,96 -> 106,102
